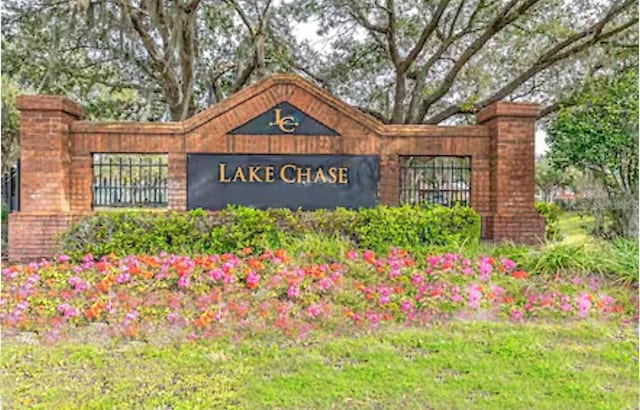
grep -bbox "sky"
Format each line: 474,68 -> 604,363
292,20 -> 550,157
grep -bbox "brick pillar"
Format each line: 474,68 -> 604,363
477,102 -> 545,244
379,155 -> 400,206
168,152 -> 187,210
9,95 -> 86,261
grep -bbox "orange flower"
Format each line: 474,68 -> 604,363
383,313 -> 393,321
511,270 -> 529,280
97,275 -> 116,293
242,247 -> 253,256
247,259 -> 264,270
123,325 -> 139,338
85,302 -> 105,320
502,296 -> 514,304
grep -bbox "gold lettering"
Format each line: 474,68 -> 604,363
219,163 -> 231,183
313,167 -> 327,183
338,167 -> 348,184
268,108 -> 299,133
264,166 -> 275,182
327,167 -> 338,183
232,166 -> 247,182
297,166 -> 312,183
248,166 -> 262,183
280,164 -> 297,183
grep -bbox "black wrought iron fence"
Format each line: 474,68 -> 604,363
400,156 -> 471,207
1,161 -> 20,212
92,155 -> 168,208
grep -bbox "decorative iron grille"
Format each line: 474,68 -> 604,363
92,154 -> 168,208
1,161 -> 20,212
400,156 -> 471,207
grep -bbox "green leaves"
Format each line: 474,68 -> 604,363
57,205 -> 481,260
547,69 -> 639,237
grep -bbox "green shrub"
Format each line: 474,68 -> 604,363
57,205 -> 481,260
599,238 -> 639,285
281,232 -> 353,263
523,243 -> 598,276
535,202 -> 562,241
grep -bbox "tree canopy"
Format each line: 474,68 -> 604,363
547,69 -> 638,237
3,0 -> 637,124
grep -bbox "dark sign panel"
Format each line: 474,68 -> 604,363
229,102 -> 338,135
187,154 -> 379,210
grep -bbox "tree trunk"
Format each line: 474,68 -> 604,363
620,194 -> 639,238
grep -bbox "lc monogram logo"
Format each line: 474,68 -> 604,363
268,108 -> 299,133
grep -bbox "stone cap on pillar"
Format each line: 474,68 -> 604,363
16,95 -> 87,119
476,101 -> 540,124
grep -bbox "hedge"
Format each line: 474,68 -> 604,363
56,205 -> 481,260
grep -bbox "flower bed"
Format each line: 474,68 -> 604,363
2,249 -> 637,343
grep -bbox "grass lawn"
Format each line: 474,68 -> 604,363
2,321 -> 637,409
558,212 -> 595,245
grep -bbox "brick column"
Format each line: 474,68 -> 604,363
168,152 -> 187,210
477,102 -> 545,244
9,95 -> 86,261
378,155 -> 400,206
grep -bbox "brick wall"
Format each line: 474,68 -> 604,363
8,74 -> 544,262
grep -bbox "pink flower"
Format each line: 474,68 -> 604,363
479,261 -> 492,280
451,294 -> 463,303
317,277 -> 333,291
462,267 -> 474,276
124,310 -> 139,323
247,271 -> 260,289
411,274 -> 425,286
363,250 -> 375,261
307,304 -> 323,318
467,285 -> 482,309
427,256 -> 441,267
287,286 -> 300,299
57,303 -> 78,318
68,276 -> 89,291
400,300 -> 414,313
365,311 -> 381,326
561,303 -> 572,312
346,250 -> 359,260
116,272 -> 131,284
177,275 -> 191,288
378,295 -> 391,305
577,294 -> 592,317
510,309 -> 524,321
600,294 -> 615,306
208,269 -> 224,281
572,277 -> 583,285
501,258 -> 516,271
56,254 -> 70,263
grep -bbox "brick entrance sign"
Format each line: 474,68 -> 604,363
8,74 -> 544,262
